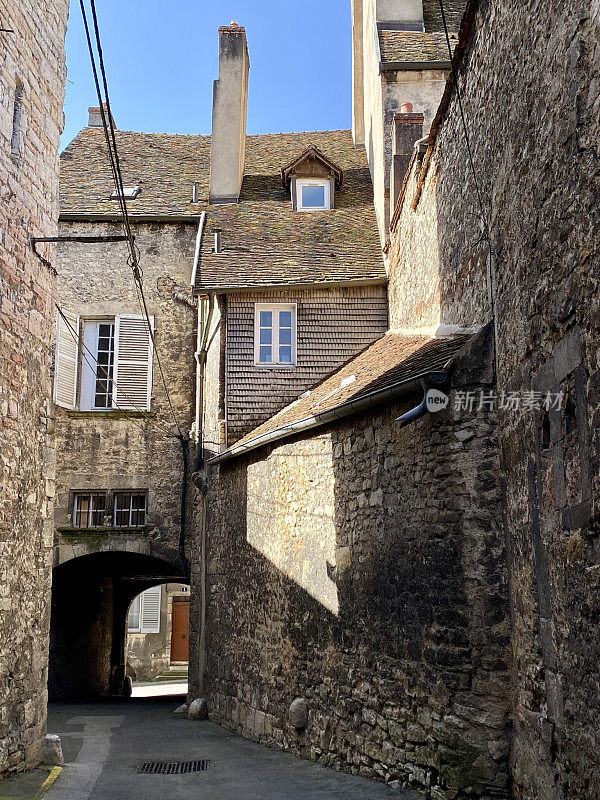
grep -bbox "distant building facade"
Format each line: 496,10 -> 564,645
0,0 -> 69,776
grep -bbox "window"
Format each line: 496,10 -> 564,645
254,304 -> 297,367
127,586 -> 161,634
114,492 -> 147,527
73,493 -> 107,528
81,321 -> 115,409
11,83 -> 24,160
54,313 -> 154,411
296,178 -> 331,211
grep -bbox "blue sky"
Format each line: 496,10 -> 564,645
62,0 -> 353,148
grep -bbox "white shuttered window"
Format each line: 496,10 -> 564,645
54,310 -> 80,409
112,314 -> 154,410
140,585 -> 162,634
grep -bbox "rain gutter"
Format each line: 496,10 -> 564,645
208,367 -> 449,466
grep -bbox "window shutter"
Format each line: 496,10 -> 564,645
54,310 -> 79,409
112,314 -> 154,410
140,585 -> 161,634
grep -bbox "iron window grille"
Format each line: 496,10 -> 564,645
73,493 -> 107,528
114,492 -> 147,527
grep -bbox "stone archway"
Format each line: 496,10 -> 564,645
48,552 -> 185,700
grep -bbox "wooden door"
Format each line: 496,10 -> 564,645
170,600 -> 189,663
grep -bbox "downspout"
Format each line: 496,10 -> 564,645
190,211 -> 206,299
396,359 -> 455,427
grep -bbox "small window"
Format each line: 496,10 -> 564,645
128,594 -> 142,632
73,493 -> 107,528
296,179 -> 331,211
110,186 -> 140,200
114,492 -> 147,527
11,83 -> 24,160
254,304 -> 297,367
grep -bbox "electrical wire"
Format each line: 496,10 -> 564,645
79,0 -> 184,438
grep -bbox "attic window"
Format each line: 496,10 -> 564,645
297,179 -> 331,211
110,186 -> 140,200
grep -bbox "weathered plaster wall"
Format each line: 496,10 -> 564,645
0,0 -> 69,776
225,286 -> 388,445
53,222 -> 197,560
51,221 -> 196,697
389,0 -> 600,795
202,333 -> 512,799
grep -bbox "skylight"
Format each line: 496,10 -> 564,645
110,186 -> 140,200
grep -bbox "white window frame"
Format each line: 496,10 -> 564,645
296,178 -> 331,211
254,304 -> 297,368
80,319 -> 116,411
72,492 -> 107,529
113,491 -> 148,528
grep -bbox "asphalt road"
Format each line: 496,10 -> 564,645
46,695 -> 415,800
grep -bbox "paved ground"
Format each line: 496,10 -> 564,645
131,679 -> 188,698
45,696 -> 415,800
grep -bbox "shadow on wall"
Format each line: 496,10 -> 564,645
204,354 -> 511,795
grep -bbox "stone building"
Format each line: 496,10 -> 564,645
388,0 -> 600,796
0,0 -> 69,776
188,14 -> 511,800
188,3 -> 600,800
50,109 -> 198,698
351,0 -> 465,244
50,24 -> 389,701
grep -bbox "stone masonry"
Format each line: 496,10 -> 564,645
389,0 -> 600,796
200,330 -> 512,799
0,0 -> 69,776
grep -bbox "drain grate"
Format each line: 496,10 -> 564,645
137,759 -> 210,775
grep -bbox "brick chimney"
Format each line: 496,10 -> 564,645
209,22 -> 250,205
390,106 -> 424,220
88,102 -> 116,129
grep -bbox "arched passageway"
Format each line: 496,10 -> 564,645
48,552 -> 185,700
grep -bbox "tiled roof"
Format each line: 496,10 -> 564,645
379,0 -> 465,66
379,30 -> 456,64
60,128 -> 385,289
212,333 -> 470,462
198,131 -> 384,289
60,128 -> 211,217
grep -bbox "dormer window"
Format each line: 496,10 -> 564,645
281,146 -> 343,213
297,179 -> 331,211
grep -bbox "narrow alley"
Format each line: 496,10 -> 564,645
43,697 -> 414,800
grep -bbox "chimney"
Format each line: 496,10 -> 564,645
209,22 -> 250,205
88,102 -> 117,129
390,106 -> 424,220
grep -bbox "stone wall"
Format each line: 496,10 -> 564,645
0,0 -> 69,776
201,331 -> 512,799
53,221 -> 197,555
388,0 -> 600,795
51,221 -> 196,697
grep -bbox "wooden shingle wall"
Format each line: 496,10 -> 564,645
225,285 -> 388,444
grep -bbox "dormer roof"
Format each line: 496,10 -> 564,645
280,146 -> 343,188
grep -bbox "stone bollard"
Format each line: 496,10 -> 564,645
188,698 -> 208,720
42,734 -> 64,766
